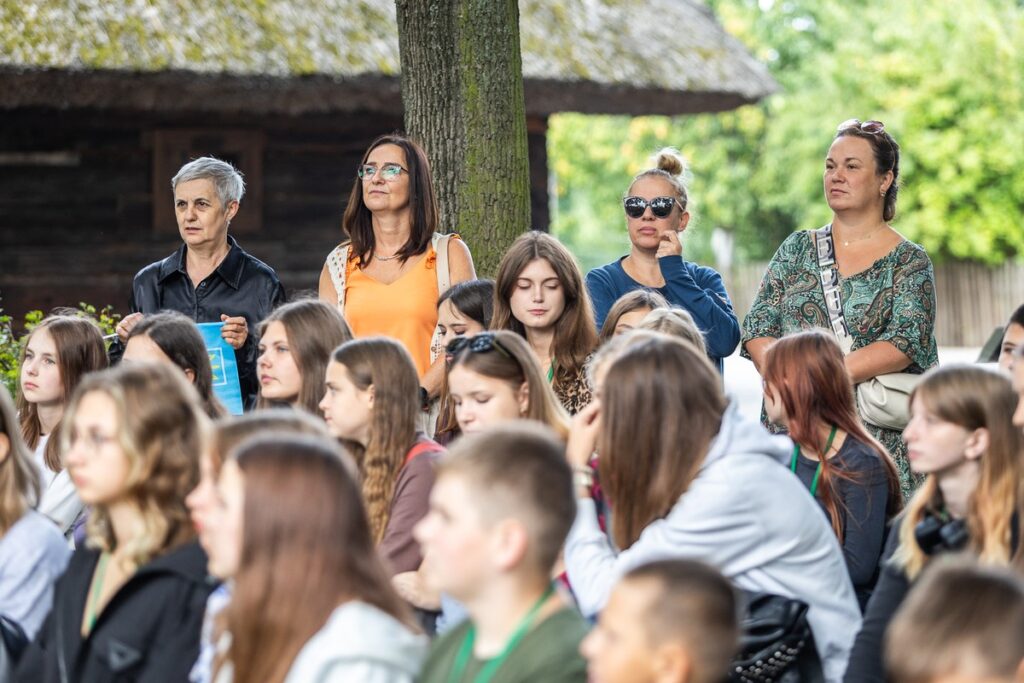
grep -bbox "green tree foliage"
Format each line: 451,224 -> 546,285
549,0 -> 1024,269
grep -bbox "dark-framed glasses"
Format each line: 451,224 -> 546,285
357,163 -> 407,181
623,195 -> 684,219
445,332 -> 513,363
836,119 -> 885,135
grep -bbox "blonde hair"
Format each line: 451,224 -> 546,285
636,308 -> 706,355
630,147 -> 691,212
330,338 -> 419,543
894,365 -> 1024,579
0,385 -> 40,534
62,363 -> 210,568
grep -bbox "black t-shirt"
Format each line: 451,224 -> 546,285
792,435 -> 892,607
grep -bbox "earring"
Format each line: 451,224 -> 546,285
880,189 -> 886,196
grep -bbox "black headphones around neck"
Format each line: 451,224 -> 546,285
914,508 -> 969,556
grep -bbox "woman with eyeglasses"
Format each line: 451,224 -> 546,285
319,134 -> 476,419
742,120 -> 938,498
585,148 -> 739,373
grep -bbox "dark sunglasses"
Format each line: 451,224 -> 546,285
445,332 -> 513,363
623,195 -> 684,219
836,119 -> 885,135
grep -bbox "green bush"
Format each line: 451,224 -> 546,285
0,303 -> 121,399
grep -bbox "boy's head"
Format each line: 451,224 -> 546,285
413,422 -> 575,602
582,559 -> 738,683
886,560 -> 1024,683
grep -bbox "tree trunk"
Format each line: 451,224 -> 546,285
396,0 -> 531,275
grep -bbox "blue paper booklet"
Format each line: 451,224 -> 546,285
197,322 -> 244,415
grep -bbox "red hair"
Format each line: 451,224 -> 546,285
762,330 -> 902,537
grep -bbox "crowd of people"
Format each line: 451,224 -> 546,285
2,119 -> 1024,683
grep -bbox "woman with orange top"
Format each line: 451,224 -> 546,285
319,134 -> 475,407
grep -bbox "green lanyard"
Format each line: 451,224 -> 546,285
790,424 -> 838,497
451,583 -> 555,683
84,552 -> 110,633
546,363 -> 555,383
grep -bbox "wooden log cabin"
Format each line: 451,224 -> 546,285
0,0 -> 775,322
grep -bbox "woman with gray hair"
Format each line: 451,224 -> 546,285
114,156 -> 285,409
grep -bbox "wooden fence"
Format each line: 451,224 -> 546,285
723,261 -> 1024,348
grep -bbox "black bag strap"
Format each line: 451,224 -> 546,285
812,225 -> 854,354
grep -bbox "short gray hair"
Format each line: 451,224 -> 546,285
171,157 -> 246,207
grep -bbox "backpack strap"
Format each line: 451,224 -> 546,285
812,225 -> 854,354
405,438 -> 445,466
325,242 -> 351,314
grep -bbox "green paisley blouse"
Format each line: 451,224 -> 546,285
741,229 -> 938,497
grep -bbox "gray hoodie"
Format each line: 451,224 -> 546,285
283,601 -> 428,683
565,402 -> 861,683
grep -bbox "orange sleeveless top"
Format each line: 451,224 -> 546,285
343,244 -> 444,378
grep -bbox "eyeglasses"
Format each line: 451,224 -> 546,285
623,195 -> 684,219
357,163 -> 408,181
836,119 -> 885,135
445,332 -> 513,363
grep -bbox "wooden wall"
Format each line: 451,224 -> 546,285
0,108 -> 550,325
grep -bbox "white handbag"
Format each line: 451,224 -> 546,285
812,225 -> 919,430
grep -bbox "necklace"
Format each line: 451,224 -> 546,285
838,225 -> 886,247
374,252 -> 401,262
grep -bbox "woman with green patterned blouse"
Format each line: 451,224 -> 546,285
742,120 -> 938,497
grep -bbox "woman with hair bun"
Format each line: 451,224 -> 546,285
585,148 -> 739,372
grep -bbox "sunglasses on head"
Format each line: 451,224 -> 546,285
445,332 -> 513,363
836,119 -> 885,135
623,195 -> 684,219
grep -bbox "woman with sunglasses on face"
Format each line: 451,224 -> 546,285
319,134 -> 476,414
585,148 -> 739,373
743,120 -> 938,499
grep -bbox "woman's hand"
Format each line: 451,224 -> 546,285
220,315 -> 248,350
567,400 -> 602,469
392,570 -> 441,611
656,229 -> 684,259
116,312 -> 144,342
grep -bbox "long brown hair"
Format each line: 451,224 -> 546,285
62,363 -> 208,567
330,338 -> 419,542
600,335 -> 726,549
448,331 -> 570,440
0,385 -> 40,534
762,330 -> 902,538
257,299 -> 353,415
18,314 -> 108,473
217,435 -> 415,683
895,365 -> 1024,579
492,232 -> 598,392
341,133 -> 439,266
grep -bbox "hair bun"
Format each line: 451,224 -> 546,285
651,147 -> 687,177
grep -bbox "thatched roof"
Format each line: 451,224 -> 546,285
0,0 -> 776,116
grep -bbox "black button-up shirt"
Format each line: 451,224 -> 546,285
125,236 -> 285,408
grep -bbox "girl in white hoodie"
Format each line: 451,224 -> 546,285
206,433 -> 426,683
565,333 -> 861,683
17,314 -> 107,539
